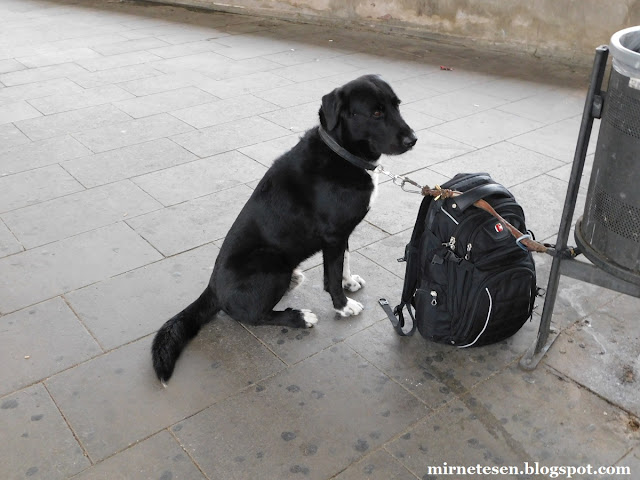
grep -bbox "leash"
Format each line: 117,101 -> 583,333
380,166 -> 565,257
375,165 -> 423,194
317,125 -> 566,258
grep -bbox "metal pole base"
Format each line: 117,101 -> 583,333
519,327 -> 560,371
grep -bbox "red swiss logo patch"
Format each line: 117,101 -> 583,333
494,223 -> 504,233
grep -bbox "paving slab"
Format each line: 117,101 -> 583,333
0,78 -> 85,106
347,316 -> 539,409
171,115 -> 291,157
15,104 -> 131,141
332,449 -> 418,480
0,62 -> 88,87
254,77 -> 338,108
388,365 -> 639,479
546,294 -> 640,417
509,115 -> 600,163
0,296 -> 101,397
171,93 -> 279,129
497,87 -> 586,124
45,319 -> 285,462
27,84 -> 135,115
238,132 -> 302,167
259,100 -> 320,133
405,89 -> 509,122
469,365 -> 637,470
0,164 -> 85,213
65,243 -> 218,350
0,218 -> 22,258
1,384 -> 90,480
0,100 -> 41,124
386,398 -> 527,480
132,150 -> 267,206
358,227 -> 413,279
389,70 -> 492,102
76,50 -> 162,72
429,141 -> 564,189
60,137 -> 197,188
17,47 -> 102,69
172,342 -> 429,480
467,77 -> 554,102
91,37 -> 171,56
429,109 -> 546,149
0,122 -> 30,151
0,58 -> 26,74
365,180 -> 428,235
127,184 -> 252,256
69,64 -> 162,89
70,431 -> 206,480
152,51 -> 280,80
2,180 -> 162,249
0,135 -> 91,175
618,446 -> 640,473
118,69 -> 214,96
113,85 -> 216,119
532,253 -> 621,331
73,112 -> 193,153
0,222 -> 162,314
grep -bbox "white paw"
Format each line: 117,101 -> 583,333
342,274 -> 366,292
335,298 -> 364,317
301,309 -> 318,328
289,269 -> 305,290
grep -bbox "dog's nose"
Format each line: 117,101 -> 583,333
402,132 -> 417,148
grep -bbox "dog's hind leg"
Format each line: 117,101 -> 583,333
259,308 -> 318,328
223,268 -> 317,329
151,285 -> 219,384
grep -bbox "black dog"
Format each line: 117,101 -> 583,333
152,75 -> 416,383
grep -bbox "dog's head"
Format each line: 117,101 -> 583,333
319,74 -> 417,160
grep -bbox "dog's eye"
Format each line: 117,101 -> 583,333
372,110 -> 383,118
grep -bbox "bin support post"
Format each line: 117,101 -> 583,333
520,46 -> 609,370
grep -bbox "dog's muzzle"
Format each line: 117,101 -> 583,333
402,131 -> 418,149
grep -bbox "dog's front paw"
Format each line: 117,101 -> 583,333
289,269 -> 305,291
335,298 -> 364,317
342,274 -> 365,292
301,309 -> 318,328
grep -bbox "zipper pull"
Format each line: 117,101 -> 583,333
442,236 -> 456,251
465,243 -> 472,260
430,290 -> 438,306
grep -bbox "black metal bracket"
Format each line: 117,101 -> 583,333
520,45 -> 615,370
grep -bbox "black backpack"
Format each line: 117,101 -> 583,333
380,173 -> 537,346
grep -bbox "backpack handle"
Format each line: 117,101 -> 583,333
453,183 -> 512,212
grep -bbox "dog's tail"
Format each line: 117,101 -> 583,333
151,286 -> 219,384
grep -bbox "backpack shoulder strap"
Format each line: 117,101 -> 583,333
379,299 -> 417,336
399,194 -> 434,304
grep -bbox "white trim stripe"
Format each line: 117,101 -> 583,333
440,206 -> 459,225
458,287 -> 492,348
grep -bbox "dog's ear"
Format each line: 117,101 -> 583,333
320,87 -> 343,131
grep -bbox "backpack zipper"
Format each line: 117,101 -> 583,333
453,201 -> 524,261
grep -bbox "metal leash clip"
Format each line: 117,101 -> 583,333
375,165 -> 423,194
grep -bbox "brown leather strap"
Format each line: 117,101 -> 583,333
421,185 -> 550,254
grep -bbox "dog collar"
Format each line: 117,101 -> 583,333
317,126 -> 378,171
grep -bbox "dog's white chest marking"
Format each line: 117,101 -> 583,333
367,169 -> 379,210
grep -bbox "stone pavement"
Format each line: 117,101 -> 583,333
1,1 -> 639,479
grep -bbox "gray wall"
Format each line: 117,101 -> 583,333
150,0 -> 639,63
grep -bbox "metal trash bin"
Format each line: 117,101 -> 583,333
576,26 -> 640,285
